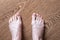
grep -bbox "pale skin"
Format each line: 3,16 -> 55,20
9,12 -> 44,40
32,13 -> 44,40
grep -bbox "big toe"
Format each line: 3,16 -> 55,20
15,13 -> 22,24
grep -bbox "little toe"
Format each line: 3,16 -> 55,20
39,15 -> 44,24
9,16 -> 13,23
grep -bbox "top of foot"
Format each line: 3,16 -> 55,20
32,13 -> 44,28
9,12 -> 22,35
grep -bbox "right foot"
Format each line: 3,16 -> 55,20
32,13 -> 44,40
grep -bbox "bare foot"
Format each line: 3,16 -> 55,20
32,13 -> 44,40
9,12 -> 22,40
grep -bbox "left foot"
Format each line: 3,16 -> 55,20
9,12 -> 22,40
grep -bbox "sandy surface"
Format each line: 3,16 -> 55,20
0,0 -> 60,40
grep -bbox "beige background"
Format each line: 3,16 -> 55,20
0,0 -> 60,40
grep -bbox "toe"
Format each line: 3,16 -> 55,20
17,16 -> 22,24
32,13 -> 36,21
11,14 -> 17,21
14,11 -> 20,20
14,14 -> 18,20
36,14 -> 39,20
36,13 -> 44,23
39,15 -> 44,24
9,16 -> 13,23
36,13 -> 41,21
12,15 -> 15,21
9,11 -> 20,23
41,18 -> 44,24
15,11 -> 21,21
15,11 -> 20,16
31,13 -> 36,25
14,15 -> 17,20
17,16 -> 21,21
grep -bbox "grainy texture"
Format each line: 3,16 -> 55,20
0,0 -> 60,40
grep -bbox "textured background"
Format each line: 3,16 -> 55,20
0,0 -> 60,40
